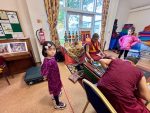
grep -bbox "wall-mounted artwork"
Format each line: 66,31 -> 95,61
0,10 -> 24,39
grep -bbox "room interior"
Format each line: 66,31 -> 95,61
0,0 -> 150,113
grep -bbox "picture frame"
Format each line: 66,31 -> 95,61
9,42 -> 28,53
0,43 -> 10,54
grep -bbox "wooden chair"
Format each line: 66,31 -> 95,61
0,56 -> 10,85
82,79 -> 117,113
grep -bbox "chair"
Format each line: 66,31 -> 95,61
0,56 -> 10,85
82,79 -> 117,113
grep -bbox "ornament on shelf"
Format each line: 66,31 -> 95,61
64,31 -> 68,42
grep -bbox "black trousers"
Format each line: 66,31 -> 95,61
118,50 -> 129,59
54,95 -> 60,105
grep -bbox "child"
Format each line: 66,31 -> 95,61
41,41 -> 66,109
118,27 -> 141,59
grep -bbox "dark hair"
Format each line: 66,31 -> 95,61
126,56 -> 139,64
92,33 -> 99,40
42,41 -> 56,57
128,27 -> 135,35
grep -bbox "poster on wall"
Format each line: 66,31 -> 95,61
7,12 -> 19,24
0,20 -> 9,23
0,43 -> 10,54
1,23 -> 13,34
0,25 -> 5,36
13,32 -> 24,39
0,11 -> 8,20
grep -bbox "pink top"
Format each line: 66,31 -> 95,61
119,35 -> 140,50
97,59 -> 150,113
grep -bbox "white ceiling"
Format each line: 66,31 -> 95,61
128,0 -> 150,9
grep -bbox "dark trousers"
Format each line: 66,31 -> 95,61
54,95 -> 60,105
118,50 -> 129,59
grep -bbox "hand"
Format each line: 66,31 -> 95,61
90,58 -> 94,63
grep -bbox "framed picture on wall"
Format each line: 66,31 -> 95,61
9,42 -> 28,53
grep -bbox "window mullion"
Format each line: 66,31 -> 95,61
94,0 -> 97,12
80,0 -> 83,10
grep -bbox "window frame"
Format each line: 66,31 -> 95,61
58,0 -> 102,45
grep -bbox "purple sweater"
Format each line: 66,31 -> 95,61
119,35 -> 140,50
41,57 -> 62,96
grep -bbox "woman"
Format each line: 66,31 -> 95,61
118,27 -> 141,59
85,33 -> 105,62
97,58 -> 150,113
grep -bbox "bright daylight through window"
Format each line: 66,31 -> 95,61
57,0 -> 103,45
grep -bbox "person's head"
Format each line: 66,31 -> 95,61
125,56 -> 140,64
91,33 -> 99,42
42,41 -> 56,57
128,27 -> 135,35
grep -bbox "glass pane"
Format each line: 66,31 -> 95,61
94,15 -> 102,33
68,14 -> 79,32
96,0 -> 103,13
59,0 -> 64,7
82,16 -> 92,28
95,15 -> 101,21
83,0 -> 94,12
67,0 -> 80,9
57,10 -> 65,45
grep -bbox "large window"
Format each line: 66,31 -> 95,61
57,0 -> 103,45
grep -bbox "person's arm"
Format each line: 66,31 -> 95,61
119,36 -> 123,47
99,59 -> 112,69
131,36 -> 141,46
85,44 -> 94,62
138,76 -> 150,101
97,42 -> 106,57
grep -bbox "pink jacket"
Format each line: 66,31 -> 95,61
119,35 -> 141,50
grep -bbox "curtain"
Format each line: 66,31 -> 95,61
100,0 -> 110,49
44,0 -> 60,47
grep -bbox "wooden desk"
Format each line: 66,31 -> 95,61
0,38 -> 35,75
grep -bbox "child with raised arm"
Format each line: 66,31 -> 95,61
118,27 -> 141,59
41,41 -> 66,109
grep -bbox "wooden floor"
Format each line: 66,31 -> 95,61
0,50 -> 149,113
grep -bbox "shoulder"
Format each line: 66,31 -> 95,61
43,58 -> 55,66
131,35 -> 138,38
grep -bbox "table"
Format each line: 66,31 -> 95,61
83,62 -> 150,83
